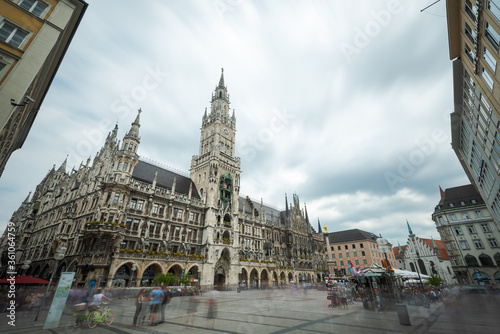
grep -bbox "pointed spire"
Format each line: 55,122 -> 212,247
398,242 -> 403,255
58,155 -> 68,173
125,108 -> 142,139
188,182 -> 193,199
407,220 -> 415,238
439,185 -> 444,198
304,203 -> 310,225
431,236 -> 438,249
23,191 -> 31,203
218,68 -> 225,87
317,218 -> 322,235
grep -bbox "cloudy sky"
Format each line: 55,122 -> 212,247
0,0 -> 469,247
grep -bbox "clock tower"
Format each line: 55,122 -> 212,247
190,69 -> 241,288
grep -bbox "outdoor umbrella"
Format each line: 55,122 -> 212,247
0,275 -> 54,284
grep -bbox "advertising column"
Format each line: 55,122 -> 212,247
43,272 -> 75,330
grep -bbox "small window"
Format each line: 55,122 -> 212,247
484,46 -> 497,72
0,21 -> 29,48
471,199 -> 477,204
345,245 -> 349,250
454,226 -> 463,235
485,21 -> 500,51
481,223 -> 492,232
488,238 -> 499,247
482,67 -> 494,91
449,203 -> 455,207
460,201 -> 466,206
19,0 -> 48,17
460,240 -> 470,249
473,239 -> 484,248
467,225 -> 477,234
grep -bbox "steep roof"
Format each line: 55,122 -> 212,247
238,196 -> 283,225
421,238 -> 449,260
435,184 -> 484,211
326,229 -> 379,244
132,160 -> 200,199
392,245 -> 407,258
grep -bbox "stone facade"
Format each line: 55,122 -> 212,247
0,70 -> 324,289
432,184 -> 500,285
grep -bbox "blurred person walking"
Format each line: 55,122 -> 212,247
133,289 -> 146,327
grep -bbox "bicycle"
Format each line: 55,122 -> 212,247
72,303 -> 89,328
87,302 -> 114,328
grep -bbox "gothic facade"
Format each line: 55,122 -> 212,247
0,70 -> 325,289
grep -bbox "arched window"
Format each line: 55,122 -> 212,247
418,259 -> 428,275
465,254 -> 479,266
410,262 -> 416,272
479,254 -> 495,266
494,253 -> 500,265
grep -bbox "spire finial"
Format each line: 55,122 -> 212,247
407,219 -> 415,237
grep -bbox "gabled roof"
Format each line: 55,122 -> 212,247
132,160 -> 200,199
421,238 -> 449,260
326,229 -> 379,244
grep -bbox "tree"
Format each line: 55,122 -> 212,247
153,272 -> 178,286
427,274 -> 442,287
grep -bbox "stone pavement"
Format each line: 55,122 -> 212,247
1,289 -> 495,333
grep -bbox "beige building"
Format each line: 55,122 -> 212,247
432,184 -> 500,284
0,0 -> 87,177
446,0 -> 500,226
323,229 -> 397,278
0,71 -> 325,289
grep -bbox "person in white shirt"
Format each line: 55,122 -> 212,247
90,288 -> 111,308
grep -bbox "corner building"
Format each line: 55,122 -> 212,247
0,70 -> 325,289
447,0 -> 500,225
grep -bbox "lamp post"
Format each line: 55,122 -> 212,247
34,246 -> 66,321
198,267 -> 202,293
21,260 -> 31,275
376,236 -> 398,301
130,263 -> 137,287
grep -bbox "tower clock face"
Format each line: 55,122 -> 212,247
223,128 -> 229,136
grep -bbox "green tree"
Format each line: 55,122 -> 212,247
179,275 -> 194,287
427,274 -> 442,287
153,272 -> 178,286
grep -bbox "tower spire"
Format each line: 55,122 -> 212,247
219,68 -> 225,87
58,155 -> 68,173
407,220 -> 415,238
439,184 -> 444,198
125,108 -> 142,139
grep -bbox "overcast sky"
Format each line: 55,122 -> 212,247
0,0 -> 470,248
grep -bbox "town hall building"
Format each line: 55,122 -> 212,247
0,70 -> 325,290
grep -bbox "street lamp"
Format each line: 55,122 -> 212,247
198,267 -> 202,293
34,246 -> 67,321
376,236 -> 398,301
21,260 -> 31,275
130,263 -> 137,287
